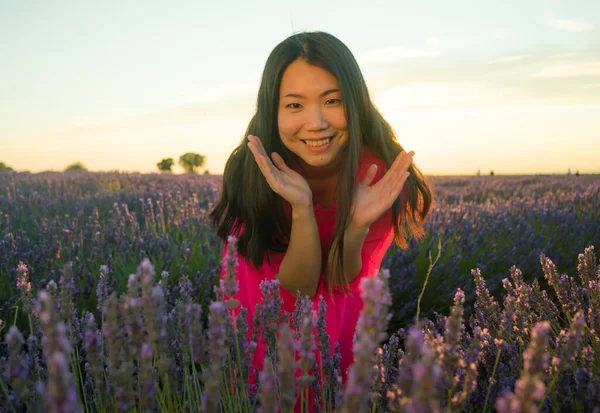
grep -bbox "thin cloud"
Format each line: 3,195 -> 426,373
532,61 -> 600,78
488,55 -> 529,64
543,13 -> 595,33
372,81 -> 522,112
549,52 -> 579,59
426,37 -> 441,47
357,46 -> 441,65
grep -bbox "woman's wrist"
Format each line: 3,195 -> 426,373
291,201 -> 314,219
346,222 -> 370,240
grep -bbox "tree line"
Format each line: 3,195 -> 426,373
0,152 -> 208,174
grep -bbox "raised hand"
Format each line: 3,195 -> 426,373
350,150 -> 414,230
247,135 -> 313,209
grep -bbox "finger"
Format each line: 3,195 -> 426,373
389,150 -> 414,177
271,152 -> 293,173
378,153 -> 411,197
392,170 -> 410,198
249,135 -> 269,159
248,140 -> 279,182
360,164 -> 378,187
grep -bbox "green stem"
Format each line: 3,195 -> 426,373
12,305 -> 19,326
415,236 -> 442,325
232,327 -> 251,412
71,345 -> 89,413
0,375 -> 18,413
483,346 -> 502,413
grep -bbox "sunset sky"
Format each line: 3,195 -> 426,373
1,0 -> 599,175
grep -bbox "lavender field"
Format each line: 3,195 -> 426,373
0,171 -> 599,412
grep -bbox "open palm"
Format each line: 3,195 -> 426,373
350,150 -> 414,230
247,135 -> 313,209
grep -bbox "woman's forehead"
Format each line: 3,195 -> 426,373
279,60 -> 340,96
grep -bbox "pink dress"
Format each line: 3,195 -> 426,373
219,146 -> 406,409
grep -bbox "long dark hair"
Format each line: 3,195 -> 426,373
209,31 -> 434,294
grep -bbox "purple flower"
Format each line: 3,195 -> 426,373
83,313 -> 105,400
577,245 -> 598,285
126,273 -> 140,299
96,265 -> 111,313
341,269 -> 392,413
390,326 -> 443,412
541,254 -> 582,317
37,290 -> 83,413
297,296 -> 316,390
472,268 -> 501,334
201,300 -> 229,413
551,311 -> 586,373
138,342 -> 157,411
58,263 -> 80,345
4,325 -> 32,404
16,261 -> 31,295
496,321 -> 551,413
223,235 -> 240,299
277,323 -> 296,411
258,357 -> 277,413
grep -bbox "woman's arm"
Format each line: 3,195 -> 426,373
246,135 -> 320,297
277,204 -> 322,298
339,223 -> 370,284
342,186 -> 408,285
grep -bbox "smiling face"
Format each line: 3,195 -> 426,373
278,59 -> 349,176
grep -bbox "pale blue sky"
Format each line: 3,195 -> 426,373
1,0 -> 599,175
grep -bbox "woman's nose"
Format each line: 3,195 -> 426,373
304,105 -> 329,131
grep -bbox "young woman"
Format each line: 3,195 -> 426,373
209,30 -> 433,396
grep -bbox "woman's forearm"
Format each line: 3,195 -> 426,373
277,205 -> 322,297
342,224 -> 370,284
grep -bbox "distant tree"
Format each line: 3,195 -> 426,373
65,162 -> 88,172
575,170 -> 580,176
178,152 -> 205,174
0,162 -> 14,172
490,170 -> 494,176
203,169 -> 211,175
157,158 -> 175,173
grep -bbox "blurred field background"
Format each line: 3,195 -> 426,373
1,171 -> 598,335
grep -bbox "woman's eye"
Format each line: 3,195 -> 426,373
286,103 -> 302,109
325,99 -> 341,105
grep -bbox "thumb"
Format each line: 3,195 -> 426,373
360,164 -> 378,187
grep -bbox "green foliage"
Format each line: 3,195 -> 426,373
65,162 -> 88,172
156,158 -> 175,173
178,152 -> 205,174
0,162 -> 13,172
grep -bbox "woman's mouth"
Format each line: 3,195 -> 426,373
302,135 -> 335,148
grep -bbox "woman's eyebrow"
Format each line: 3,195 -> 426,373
282,88 -> 341,98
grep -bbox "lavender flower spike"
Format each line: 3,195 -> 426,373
223,235 -> 240,299
16,261 -> 31,295
258,357 -> 278,413
16,261 -> 34,313
5,325 -> 31,405
201,301 -> 229,413
37,290 -> 83,413
341,269 -> 392,413
278,323 -> 296,412
97,265 -> 110,313
496,321 -> 552,413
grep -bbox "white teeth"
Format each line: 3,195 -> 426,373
304,137 -> 333,147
